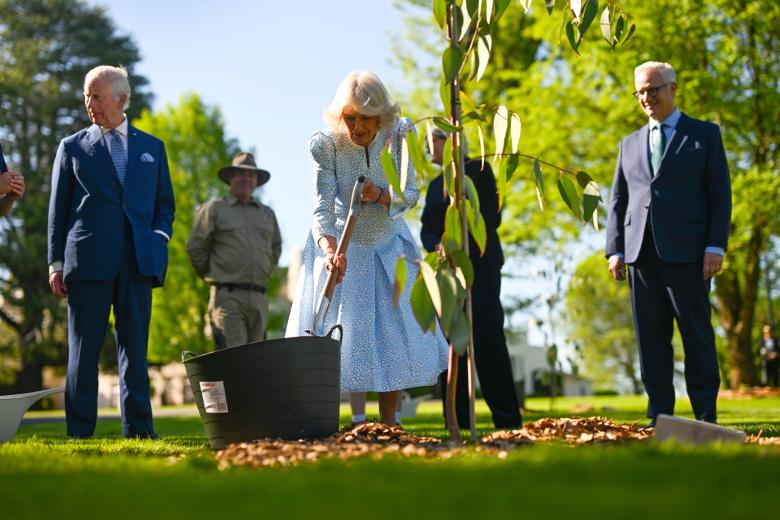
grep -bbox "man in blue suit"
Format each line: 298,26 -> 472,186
606,62 -> 731,426
47,65 -> 175,438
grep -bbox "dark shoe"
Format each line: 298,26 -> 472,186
126,432 -> 159,440
645,419 -> 656,428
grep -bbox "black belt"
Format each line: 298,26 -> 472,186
213,283 -> 267,293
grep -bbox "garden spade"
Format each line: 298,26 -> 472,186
312,175 -> 366,335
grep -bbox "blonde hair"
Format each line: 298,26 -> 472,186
84,65 -> 131,110
634,61 -> 677,84
324,70 -> 400,132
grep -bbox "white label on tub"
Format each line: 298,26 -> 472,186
200,381 -> 228,413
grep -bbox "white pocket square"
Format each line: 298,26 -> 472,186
140,153 -> 155,163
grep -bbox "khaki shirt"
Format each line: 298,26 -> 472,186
187,193 -> 281,285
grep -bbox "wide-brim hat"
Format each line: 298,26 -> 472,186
218,152 -> 270,186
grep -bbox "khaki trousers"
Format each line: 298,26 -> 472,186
208,286 -> 269,349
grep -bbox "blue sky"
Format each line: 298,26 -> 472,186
89,0 -> 422,265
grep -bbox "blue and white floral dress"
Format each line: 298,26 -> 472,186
285,118 -> 449,392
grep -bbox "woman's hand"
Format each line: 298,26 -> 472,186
7,172 -> 24,200
324,252 -> 347,284
361,179 -> 388,208
0,171 -> 24,199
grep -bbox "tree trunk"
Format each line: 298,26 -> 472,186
716,224 -> 764,387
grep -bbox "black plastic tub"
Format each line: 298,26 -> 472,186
182,326 -> 342,449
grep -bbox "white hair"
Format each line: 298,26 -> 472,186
634,61 -> 677,83
324,70 -> 400,132
84,65 -> 131,110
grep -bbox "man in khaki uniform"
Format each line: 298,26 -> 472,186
187,152 -> 282,349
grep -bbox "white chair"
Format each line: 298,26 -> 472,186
0,387 -> 65,442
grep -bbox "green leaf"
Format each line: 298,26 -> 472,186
424,251 -> 441,272
442,138 -> 453,191
460,90 -> 477,115
476,36 -> 491,82
464,174 -> 481,213
400,134 -> 409,192
451,249 -> 475,289
570,0 -> 582,20
436,267 -> 459,333
565,21 -> 581,54
426,121 -> 436,160
466,199 -> 487,254
614,15 -> 624,43
466,0 -> 480,18
500,153 -> 519,183
443,203 -> 463,253
576,170 -> 592,188
510,111 -> 521,154
545,0 -> 556,15
460,1 -> 473,42
443,45 -> 465,83
419,261 -> 443,322
486,0 -> 494,23
492,106 -> 509,161
496,0 -> 512,17
477,125 -> 486,169
599,6 -> 612,44
557,174 -> 581,219
410,275 -> 436,333
406,131 -> 430,181
449,308 -> 472,356
533,159 -> 546,210
440,78 -> 451,115
579,0 -> 598,36
468,45 -> 479,82
582,180 -> 600,223
433,0 -> 447,30
434,116 -> 459,133
392,256 -> 407,309
621,22 -> 636,45
380,146 -> 403,201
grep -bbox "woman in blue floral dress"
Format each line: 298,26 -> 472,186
286,70 -> 448,425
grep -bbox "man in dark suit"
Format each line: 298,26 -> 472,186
606,61 -> 731,426
48,65 -> 175,438
421,128 -> 522,429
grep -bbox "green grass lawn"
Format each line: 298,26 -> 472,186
3,395 -> 779,519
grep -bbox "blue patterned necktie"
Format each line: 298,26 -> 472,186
651,123 -> 666,176
109,129 -> 126,186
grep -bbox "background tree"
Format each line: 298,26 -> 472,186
398,0 -> 780,388
133,93 -> 238,363
0,0 -> 151,392
565,251 -> 641,393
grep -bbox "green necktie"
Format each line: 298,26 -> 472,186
651,123 -> 666,175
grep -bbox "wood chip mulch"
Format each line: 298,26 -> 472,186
747,435 -> 780,445
216,417 -> 655,469
482,416 -> 654,447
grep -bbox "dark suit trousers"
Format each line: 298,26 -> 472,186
65,223 -> 155,437
439,268 -> 522,429
628,226 -> 720,422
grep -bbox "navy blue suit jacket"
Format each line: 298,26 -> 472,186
605,113 -> 731,264
47,124 -> 175,287
420,158 -> 504,269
